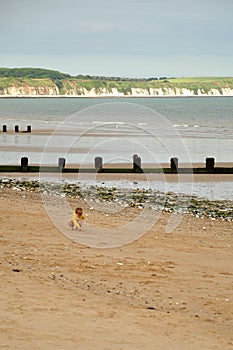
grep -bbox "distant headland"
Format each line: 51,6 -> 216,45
0,67 -> 233,97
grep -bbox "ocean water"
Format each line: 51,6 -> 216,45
1,97 -> 233,201
0,97 -> 233,167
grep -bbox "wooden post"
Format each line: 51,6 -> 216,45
206,158 -> 215,173
58,157 -> 66,171
3,125 -> 7,132
170,157 -> 178,173
21,157 -> 28,172
27,125 -> 31,133
133,154 -> 142,173
15,125 -> 19,133
95,157 -> 103,172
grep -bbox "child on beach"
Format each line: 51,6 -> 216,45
69,207 -> 85,231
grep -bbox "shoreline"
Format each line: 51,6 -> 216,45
1,95 -> 233,99
1,171 -> 233,182
1,177 -> 232,221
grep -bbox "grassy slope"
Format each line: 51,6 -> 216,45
0,77 -> 55,89
170,77 -> 233,92
59,77 -> 233,95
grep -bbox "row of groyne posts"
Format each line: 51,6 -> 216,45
94,155 -> 216,173
2,125 -> 31,133
1,154 -> 229,174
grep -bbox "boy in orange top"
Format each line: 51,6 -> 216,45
69,207 -> 85,231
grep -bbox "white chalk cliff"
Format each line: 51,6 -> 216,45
1,85 -> 233,97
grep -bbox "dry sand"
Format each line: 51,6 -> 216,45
0,187 -> 233,350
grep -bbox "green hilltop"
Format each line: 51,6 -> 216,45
0,67 -> 233,96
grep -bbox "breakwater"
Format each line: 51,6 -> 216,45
2,125 -> 31,133
0,156 -> 233,174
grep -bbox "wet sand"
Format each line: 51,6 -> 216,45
0,186 -> 232,349
1,171 -> 233,182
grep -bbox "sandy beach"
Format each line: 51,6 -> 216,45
0,180 -> 233,350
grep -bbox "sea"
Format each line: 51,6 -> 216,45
0,96 -> 233,201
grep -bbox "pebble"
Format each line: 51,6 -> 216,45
1,178 -> 232,222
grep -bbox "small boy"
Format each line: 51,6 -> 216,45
69,207 -> 85,231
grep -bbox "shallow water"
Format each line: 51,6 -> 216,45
0,97 -> 233,166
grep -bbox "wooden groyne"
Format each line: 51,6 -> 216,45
0,156 -> 233,174
2,125 -> 31,133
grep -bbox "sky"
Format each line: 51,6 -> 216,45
0,0 -> 233,78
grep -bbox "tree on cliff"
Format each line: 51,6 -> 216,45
0,68 -> 71,80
